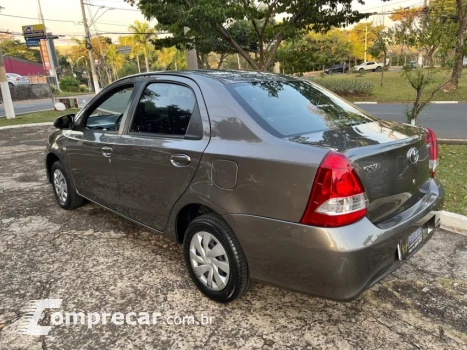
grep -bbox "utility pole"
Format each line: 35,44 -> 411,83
37,0 -> 60,90
80,0 -> 101,93
184,27 -> 198,69
0,47 -> 15,119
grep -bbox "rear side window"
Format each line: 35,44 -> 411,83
131,83 -> 196,136
226,80 -> 375,137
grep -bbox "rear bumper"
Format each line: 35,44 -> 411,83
223,178 -> 444,301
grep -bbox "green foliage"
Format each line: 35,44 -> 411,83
310,77 -> 374,96
0,35 -> 42,62
277,28 -> 352,74
117,62 -> 139,78
59,77 -> 80,92
126,0 -> 367,71
49,85 -> 59,94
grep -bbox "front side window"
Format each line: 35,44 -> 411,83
227,80 -> 375,138
85,85 -> 134,131
130,83 -> 196,136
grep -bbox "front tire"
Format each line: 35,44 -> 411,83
51,161 -> 84,210
183,213 -> 250,303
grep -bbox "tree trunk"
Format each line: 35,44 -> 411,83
144,47 -> 150,73
218,53 -> 227,69
450,1 -> 467,87
380,52 -> 386,87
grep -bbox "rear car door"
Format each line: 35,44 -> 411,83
65,82 -> 138,210
115,76 -> 210,231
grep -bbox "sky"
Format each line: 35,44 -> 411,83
0,0 -> 424,46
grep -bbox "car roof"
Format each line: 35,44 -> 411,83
120,69 -> 296,85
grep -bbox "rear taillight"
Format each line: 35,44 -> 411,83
16,77 -> 20,81
425,128 -> 438,177
300,152 -> 367,227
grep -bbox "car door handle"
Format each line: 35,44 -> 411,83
102,146 -> 113,158
170,154 -> 191,167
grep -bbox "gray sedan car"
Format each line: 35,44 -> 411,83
45,70 -> 444,302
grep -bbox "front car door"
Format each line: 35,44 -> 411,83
115,76 -> 210,231
64,81 -> 139,210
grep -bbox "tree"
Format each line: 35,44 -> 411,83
449,0 -> 467,88
124,0 -> 368,71
348,22 -> 385,63
128,20 -> 156,72
403,67 -> 450,125
368,30 -> 391,86
0,34 -> 41,62
390,2 -> 458,68
152,47 -> 187,70
276,28 -> 352,74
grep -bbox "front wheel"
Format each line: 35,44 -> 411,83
51,161 -> 84,210
376,66 -> 383,72
183,213 -> 250,303
359,68 -> 364,72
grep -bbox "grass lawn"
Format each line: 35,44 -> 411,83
309,69 -> 467,103
0,109 -> 79,127
437,145 -> 467,216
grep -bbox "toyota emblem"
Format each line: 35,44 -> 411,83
407,147 -> 419,164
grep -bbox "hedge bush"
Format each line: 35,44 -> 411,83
309,78 -> 374,96
59,76 -> 80,92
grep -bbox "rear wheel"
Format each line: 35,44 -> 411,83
8,82 -> 14,88
51,161 -> 84,210
183,213 -> 250,303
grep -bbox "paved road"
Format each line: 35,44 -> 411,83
0,95 -> 95,116
1,97 -> 465,139
357,103 -> 467,139
0,125 -> 466,349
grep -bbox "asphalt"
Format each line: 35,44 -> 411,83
357,103 -> 467,139
0,125 -> 467,349
0,95 -> 95,116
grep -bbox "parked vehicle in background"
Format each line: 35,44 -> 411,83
6,73 -> 30,87
463,57 -> 467,67
324,64 -> 349,74
353,61 -> 383,72
45,70 -> 444,303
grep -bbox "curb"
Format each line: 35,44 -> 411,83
438,138 -> 467,145
0,122 -> 53,130
354,102 -> 377,104
440,211 -> 467,235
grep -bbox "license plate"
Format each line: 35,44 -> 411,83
398,226 -> 430,260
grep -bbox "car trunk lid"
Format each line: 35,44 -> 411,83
287,120 -> 431,223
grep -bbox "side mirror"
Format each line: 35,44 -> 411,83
53,114 -> 75,129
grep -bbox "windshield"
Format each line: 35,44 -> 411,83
226,80 -> 376,138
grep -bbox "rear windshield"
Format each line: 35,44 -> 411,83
226,80 -> 375,138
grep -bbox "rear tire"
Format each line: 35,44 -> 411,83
51,161 -> 84,210
183,213 -> 250,303
8,82 -> 14,88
